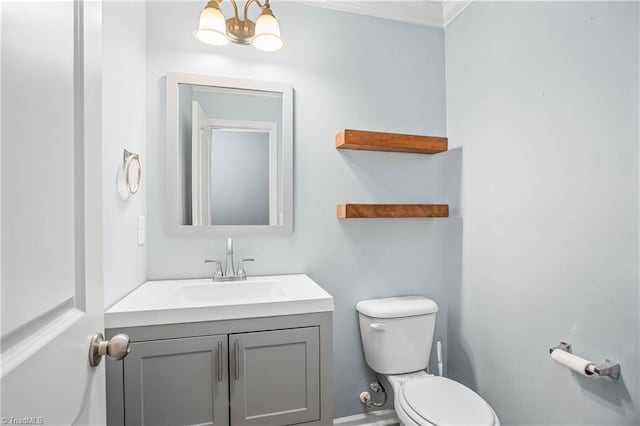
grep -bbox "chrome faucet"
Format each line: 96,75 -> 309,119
225,237 -> 236,277
204,238 -> 254,282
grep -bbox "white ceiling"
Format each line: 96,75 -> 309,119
293,0 -> 473,28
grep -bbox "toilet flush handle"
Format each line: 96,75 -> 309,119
370,323 -> 387,331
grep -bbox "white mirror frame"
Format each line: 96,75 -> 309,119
166,72 -> 293,236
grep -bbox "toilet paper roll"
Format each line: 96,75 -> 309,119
551,349 -> 594,376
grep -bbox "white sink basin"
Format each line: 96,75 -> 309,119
178,279 -> 285,303
105,274 -> 333,328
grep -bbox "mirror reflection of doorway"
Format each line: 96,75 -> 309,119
191,100 -> 277,226
210,128 -> 270,226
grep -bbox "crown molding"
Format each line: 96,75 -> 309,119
294,1 -> 445,28
292,0 -> 474,29
442,0 -> 474,26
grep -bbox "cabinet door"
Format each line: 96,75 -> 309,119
230,327 -> 320,425
124,335 -> 229,426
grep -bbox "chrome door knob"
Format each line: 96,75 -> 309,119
89,332 -> 131,367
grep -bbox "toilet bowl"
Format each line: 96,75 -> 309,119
356,296 -> 499,426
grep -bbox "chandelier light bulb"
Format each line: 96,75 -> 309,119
252,10 -> 284,52
194,1 -> 229,46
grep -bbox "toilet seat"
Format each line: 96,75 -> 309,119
391,376 -> 497,426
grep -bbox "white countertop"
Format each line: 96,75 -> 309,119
105,274 -> 334,329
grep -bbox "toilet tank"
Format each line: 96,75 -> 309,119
356,296 -> 438,375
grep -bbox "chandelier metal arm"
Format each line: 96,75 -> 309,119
228,0 -> 240,19
242,0 -> 269,22
253,0 -> 269,10
243,0 -> 253,22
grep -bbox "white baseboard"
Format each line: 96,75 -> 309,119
334,409 -> 399,426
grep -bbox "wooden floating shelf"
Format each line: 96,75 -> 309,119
336,129 -> 448,154
337,204 -> 449,219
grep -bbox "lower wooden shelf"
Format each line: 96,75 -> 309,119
337,204 -> 449,219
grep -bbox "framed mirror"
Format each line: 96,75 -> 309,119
166,73 -> 293,235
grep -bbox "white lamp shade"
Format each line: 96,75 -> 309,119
195,5 -> 228,46
252,13 -> 283,52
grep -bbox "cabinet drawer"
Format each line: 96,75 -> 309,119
123,335 -> 229,426
230,327 -> 320,425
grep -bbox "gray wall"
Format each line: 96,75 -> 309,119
146,1 -> 448,417
103,1 -> 147,308
445,2 -> 639,424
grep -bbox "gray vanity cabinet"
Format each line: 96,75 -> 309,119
123,335 -> 229,426
230,327 -> 320,426
106,312 -> 332,426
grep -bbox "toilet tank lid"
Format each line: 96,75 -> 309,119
356,296 -> 438,318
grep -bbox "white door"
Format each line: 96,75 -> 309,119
1,1 -> 107,425
192,101 -> 212,226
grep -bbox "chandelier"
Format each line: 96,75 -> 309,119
194,0 -> 284,52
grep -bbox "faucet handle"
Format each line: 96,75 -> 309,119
204,260 -> 223,280
237,258 -> 255,280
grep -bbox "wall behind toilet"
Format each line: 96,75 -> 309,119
145,2 -> 450,418
445,2 -> 640,424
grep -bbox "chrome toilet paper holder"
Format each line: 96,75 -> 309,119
549,341 -> 621,380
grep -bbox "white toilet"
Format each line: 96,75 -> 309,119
357,296 -> 500,426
